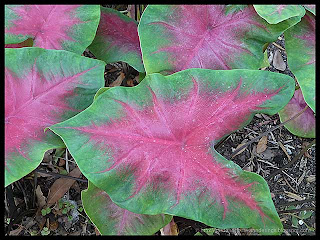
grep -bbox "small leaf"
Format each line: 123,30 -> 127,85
36,185 -> 47,209
299,210 -> 313,219
256,136 -> 268,154
88,7 -> 145,72
253,5 -> 305,24
81,181 -> 172,235
279,89 -> 315,138
272,50 -> 286,71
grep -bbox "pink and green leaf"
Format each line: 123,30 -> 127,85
253,5 -> 305,24
284,12 -> 315,112
5,5 -> 100,54
88,7 -> 145,73
82,181 -> 172,235
303,5 -> 316,15
279,89 -> 315,138
50,69 -> 294,234
5,47 -> 105,186
138,5 -> 303,75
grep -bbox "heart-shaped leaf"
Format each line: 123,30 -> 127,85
284,12 -> 315,112
82,181 -> 172,235
253,5 -> 305,24
279,89 -> 315,138
303,5 -> 316,15
138,5 -> 303,75
50,69 -> 294,234
88,7 -> 145,73
5,5 -> 100,54
5,48 -> 105,186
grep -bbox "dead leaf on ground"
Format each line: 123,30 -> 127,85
231,142 -> 248,158
302,141 -> 313,158
9,225 -> 24,235
284,191 -> 305,201
110,72 -> 125,87
46,167 -> 82,208
35,185 -> 46,209
256,136 -> 268,154
273,50 -> 286,71
160,219 -> 179,235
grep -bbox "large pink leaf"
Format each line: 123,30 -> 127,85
138,5 -> 303,75
50,69 -> 295,234
5,5 -> 100,54
5,48 -> 105,186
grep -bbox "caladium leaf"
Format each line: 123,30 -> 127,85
5,47 -> 105,187
50,69 -> 294,234
88,7 -> 145,73
279,89 -> 315,138
82,181 -> 172,235
5,5 -> 100,54
138,5 -> 303,75
303,5 -> 316,15
284,12 -> 315,112
253,5 -> 305,24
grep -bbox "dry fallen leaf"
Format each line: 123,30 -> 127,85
306,175 -> 315,183
278,141 -> 291,161
46,167 -> 81,208
110,72 -> 125,87
160,219 -> 179,235
9,225 -> 24,235
284,191 -> 305,201
35,185 -> 47,209
273,50 -> 286,71
256,136 -> 268,154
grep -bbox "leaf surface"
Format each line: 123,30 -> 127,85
138,5 -> 302,75
5,5 -> 100,54
253,5 -> 305,24
88,7 -> 145,72
5,47 -> 105,186
279,89 -> 315,138
50,69 -> 295,234
284,12 -> 315,112
303,5 -> 316,15
82,181 -> 172,235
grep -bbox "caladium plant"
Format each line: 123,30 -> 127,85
50,69 -> 295,234
5,4 -> 313,235
5,47 -> 105,186
5,5 -> 100,54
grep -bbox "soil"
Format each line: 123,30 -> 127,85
4,7 -> 315,236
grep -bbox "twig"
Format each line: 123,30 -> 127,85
277,207 -> 315,214
34,169 -> 87,183
276,198 -> 315,208
272,42 -> 286,51
231,105 -> 308,158
266,139 -> 315,181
